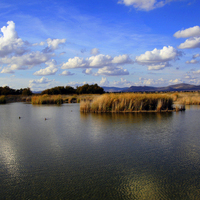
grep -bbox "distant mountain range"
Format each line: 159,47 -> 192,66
103,83 -> 200,93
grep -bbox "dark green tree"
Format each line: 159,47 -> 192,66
76,84 -> 104,94
22,88 -> 33,96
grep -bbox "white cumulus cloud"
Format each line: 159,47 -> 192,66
61,57 -> 87,69
33,59 -> 58,76
184,75 -> 192,79
100,77 -> 109,86
174,26 -> 200,38
169,79 -> 182,84
42,38 -> 66,53
137,77 -> 168,86
0,21 -> 26,57
0,51 -> 52,70
60,71 -> 75,76
32,41 -> 45,46
82,68 -> 93,75
90,48 -> 99,55
47,38 -> 66,50
29,77 -> 52,86
147,62 -> 170,70
136,46 -> 180,70
178,37 -> 200,49
87,54 -> 112,67
66,81 -> 92,87
96,66 -> 129,76
112,54 -> 133,64
61,54 -> 133,69
185,59 -> 198,64
29,77 -> 55,91
1,67 -> 14,74
118,0 -> 173,11
113,78 -> 132,87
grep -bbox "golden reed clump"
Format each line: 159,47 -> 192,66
31,94 -> 63,105
178,95 -> 200,105
80,93 -> 173,112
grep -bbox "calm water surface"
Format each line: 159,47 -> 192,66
0,103 -> 200,199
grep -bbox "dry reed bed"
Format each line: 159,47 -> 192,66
31,94 -> 99,105
80,93 -> 174,113
31,94 -> 63,105
171,92 -> 200,105
62,94 -> 100,103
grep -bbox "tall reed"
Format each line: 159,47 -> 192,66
80,93 -> 173,112
178,96 -> 200,105
31,94 -> 63,105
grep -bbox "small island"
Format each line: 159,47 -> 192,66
80,93 -> 186,113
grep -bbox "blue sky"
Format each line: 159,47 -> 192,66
0,0 -> 200,91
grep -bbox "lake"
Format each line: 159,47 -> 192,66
0,102 -> 200,199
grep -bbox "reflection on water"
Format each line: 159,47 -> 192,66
0,103 -> 200,199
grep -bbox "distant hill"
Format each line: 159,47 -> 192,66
103,87 -> 129,92
32,91 -> 42,94
103,83 -> 200,93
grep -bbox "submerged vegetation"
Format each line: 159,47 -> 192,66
31,95 -> 63,105
80,93 -> 174,113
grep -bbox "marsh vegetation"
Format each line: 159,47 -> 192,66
80,93 -> 174,112
30,92 -> 200,109
171,92 -> 200,105
31,94 -> 64,105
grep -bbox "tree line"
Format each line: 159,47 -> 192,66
41,84 -> 104,95
0,84 -> 104,95
0,86 -> 32,96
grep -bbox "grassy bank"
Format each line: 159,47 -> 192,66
31,95 -> 63,105
80,93 -> 174,112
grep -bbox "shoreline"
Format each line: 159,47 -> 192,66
1,92 -> 200,108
